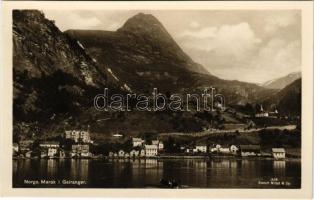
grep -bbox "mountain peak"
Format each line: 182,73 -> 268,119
131,13 -> 159,22
68,12 -> 211,77
117,13 -> 166,34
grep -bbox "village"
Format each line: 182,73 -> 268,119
13,129 -> 288,160
12,103 -> 299,161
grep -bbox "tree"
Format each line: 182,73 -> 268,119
122,138 -> 133,151
62,139 -> 75,151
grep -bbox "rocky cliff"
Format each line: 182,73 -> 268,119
13,10 -> 123,124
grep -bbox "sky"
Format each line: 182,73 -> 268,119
44,10 -> 301,84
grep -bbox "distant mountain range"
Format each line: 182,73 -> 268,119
13,10 -> 301,137
262,71 -> 301,89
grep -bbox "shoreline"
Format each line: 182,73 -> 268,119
13,155 -> 301,162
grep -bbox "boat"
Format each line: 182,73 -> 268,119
159,178 -> 181,188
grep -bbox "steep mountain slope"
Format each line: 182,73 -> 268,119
66,13 -> 274,104
13,10 -> 123,124
262,71 -> 301,89
276,79 -> 301,116
263,78 -> 301,116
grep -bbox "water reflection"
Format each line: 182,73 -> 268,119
273,160 -> 286,177
13,158 -> 301,188
47,159 -> 57,177
70,159 -> 89,180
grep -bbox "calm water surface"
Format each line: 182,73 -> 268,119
13,158 -> 301,188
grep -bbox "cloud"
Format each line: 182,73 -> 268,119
70,15 -> 102,29
44,11 -> 128,31
189,21 -> 201,29
252,39 -> 301,77
180,22 -> 261,60
263,12 -> 298,34
181,26 -> 217,39
178,21 -> 300,83
210,38 -> 301,83
44,11 -> 103,31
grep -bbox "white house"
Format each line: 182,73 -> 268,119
219,147 -> 230,154
230,145 -> 239,154
152,140 -> 164,150
254,104 -> 269,118
48,148 -> 58,158
210,144 -> 221,152
130,149 -> 139,157
145,145 -> 158,157
255,112 -> 269,118
159,142 -> 164,150
118,150 -> 125,157
40,141 -> 59,148
65,130 -> 93,143
272,148 -> 285,159
13,143 -> 19,155
40,141 -> 60,158
139,149 -> 146,157
194,145 -> 207,153
71,144 -> 91,158
25,151 -> 32,158
132,138 -> 144,147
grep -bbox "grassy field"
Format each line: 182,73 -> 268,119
157,128 -> 301,149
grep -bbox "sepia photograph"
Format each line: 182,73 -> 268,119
1,1 -> 313,198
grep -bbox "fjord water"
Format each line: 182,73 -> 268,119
13,158 -> 301,188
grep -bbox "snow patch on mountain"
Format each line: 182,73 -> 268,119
107,68 -> 119,81
77,40 -> 85,50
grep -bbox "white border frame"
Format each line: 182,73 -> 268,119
1,1 -> 313,198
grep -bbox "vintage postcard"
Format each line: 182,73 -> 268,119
0,1 -> 313,198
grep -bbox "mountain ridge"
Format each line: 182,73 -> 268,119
262,71 -> 301,89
